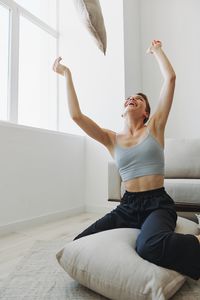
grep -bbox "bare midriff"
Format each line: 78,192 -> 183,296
123,174 -> 164,192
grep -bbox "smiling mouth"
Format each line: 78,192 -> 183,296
128,103 -> 136,107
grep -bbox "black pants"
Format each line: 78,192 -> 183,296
73,187 -> 200,280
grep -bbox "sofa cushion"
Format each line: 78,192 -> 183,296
165,138 -> 200,178
56,217 -> 199,300
165,178 -> 200,205
108,161 -> 121,200
74,0 -> 107,54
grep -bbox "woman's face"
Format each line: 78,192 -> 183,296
122,95 -> 147,118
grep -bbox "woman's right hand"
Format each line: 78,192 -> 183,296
52,57 -> 70,76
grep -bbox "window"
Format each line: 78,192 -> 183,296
0,5 -> 10,120
15,0 -> 57,28
18,16 -> 57,130
0,0 -> 59,131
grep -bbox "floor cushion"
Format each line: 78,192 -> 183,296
56,216 -> 199,300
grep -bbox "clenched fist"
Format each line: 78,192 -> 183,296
52,57 -> 70,76
146,40 -> 162,54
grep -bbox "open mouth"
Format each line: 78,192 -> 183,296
124,99 -> 137,108
128,102 -> 136,107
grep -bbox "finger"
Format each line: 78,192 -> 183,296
53,57 -> 61,70
52,60 -> 57,71
52,63 -> 58,72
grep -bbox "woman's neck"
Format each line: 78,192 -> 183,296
123,120 -> 146,136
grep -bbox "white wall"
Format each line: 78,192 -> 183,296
0,121 -> 85,234
140,0 -> 200,138
123,0 -> 142,97
58,0 -> 125,135
58,0 -> 125,212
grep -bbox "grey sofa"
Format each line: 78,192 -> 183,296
108,138 -> 200,223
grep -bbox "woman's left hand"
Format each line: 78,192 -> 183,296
146,40 -> 162,54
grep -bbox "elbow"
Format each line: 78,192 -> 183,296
169,73 -> 176,81
165,74 -> 176,83
72,114 -> 82,122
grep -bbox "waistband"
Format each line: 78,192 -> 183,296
124,187 -> 165,198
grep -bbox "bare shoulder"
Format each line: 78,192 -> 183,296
147,114 -> 165,148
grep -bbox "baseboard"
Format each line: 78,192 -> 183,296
0,206 -> 85,236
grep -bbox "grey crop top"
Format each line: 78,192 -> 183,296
114,127 -> 164,181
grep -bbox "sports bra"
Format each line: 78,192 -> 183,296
114,127 -> 164,182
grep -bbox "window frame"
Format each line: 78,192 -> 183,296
0,0 -> 59,130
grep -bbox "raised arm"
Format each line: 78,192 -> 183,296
52,57 -> 112,147
147,40 -> 176,129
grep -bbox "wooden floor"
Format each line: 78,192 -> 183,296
0,212 -> 104,283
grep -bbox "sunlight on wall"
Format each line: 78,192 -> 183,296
58,0 -> 125,136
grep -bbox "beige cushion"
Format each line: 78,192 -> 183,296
56,217 -> 199,300
164,138 -> 200,178
164,178 -> 200,205
108,161 -> 121,200
74,0 -> 107,54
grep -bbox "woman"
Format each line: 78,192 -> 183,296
53,40 -> 200,280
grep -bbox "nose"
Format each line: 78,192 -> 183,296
129,98 -> 136,103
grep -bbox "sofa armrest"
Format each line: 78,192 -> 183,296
108,161 -> 121,201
